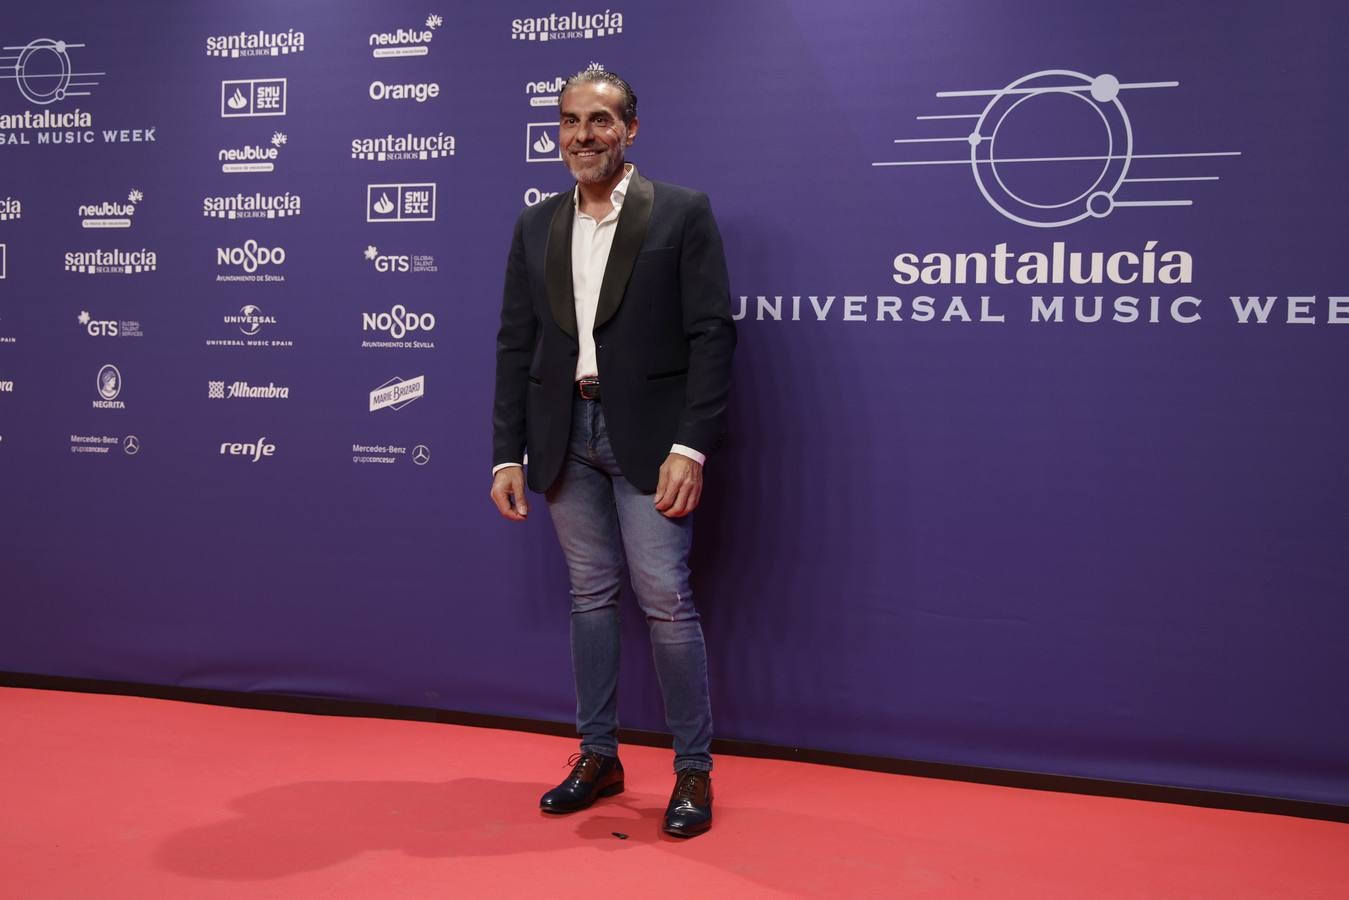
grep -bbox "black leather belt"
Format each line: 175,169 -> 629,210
576,377 -> 601,401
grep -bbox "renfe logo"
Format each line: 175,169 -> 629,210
220,437 -> 276,461
221,78 -> 287,118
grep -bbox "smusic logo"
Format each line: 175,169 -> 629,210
206,29 -> 305,58
221,78 -> 287,117
366,183 -> 436,223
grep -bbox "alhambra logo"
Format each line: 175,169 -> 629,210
874,69 -> 1240,228
370,14 -> 442,58
511,10 -> 624,42
206,29 -> 305,58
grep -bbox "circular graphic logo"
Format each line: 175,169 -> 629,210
969,70 -> 1132,227
15,39 -> 73,106
412,444 -> 431,466
97,364 -> 121,400
123,435 -> 140,455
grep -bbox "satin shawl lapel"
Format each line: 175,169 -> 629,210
544,193 -> 577,337
593,173 -> 653,330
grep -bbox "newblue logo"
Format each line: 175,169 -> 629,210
79,189 -> 141,229
370,14 -> 443,58
221,78 -> 287,118
219,132 -> 286,173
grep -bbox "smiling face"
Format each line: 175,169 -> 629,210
558,81 -> 638,186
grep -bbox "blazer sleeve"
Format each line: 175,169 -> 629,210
674,192 -> 737,454
492,212 -> 538,467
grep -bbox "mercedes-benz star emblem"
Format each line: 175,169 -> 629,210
412,444 -> 430,466
123,435 -> 140,455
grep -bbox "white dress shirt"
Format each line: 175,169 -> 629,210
494,164 -> 704,475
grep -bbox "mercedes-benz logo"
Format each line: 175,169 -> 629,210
412,444 -> 430,466
123,435 -> 140,455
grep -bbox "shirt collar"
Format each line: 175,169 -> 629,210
572,163 -> 636,210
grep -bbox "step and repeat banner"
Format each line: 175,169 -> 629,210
2,1 -> 1346,804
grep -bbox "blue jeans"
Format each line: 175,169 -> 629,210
545,398 -> 713,772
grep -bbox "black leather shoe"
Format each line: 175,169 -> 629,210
539,751 -> 624,814
663,768 -> 713,836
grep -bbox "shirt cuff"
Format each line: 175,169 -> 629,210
669,444 -> 706,466
492,462 -> 523,475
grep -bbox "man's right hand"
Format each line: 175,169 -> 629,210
489,466 -> 529,521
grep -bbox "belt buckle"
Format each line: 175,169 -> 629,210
578,377 -> 600,400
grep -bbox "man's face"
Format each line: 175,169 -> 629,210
559,81 -> 638,185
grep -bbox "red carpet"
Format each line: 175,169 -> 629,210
2,687 -> 1345,898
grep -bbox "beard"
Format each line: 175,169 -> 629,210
565,144 -> 626,184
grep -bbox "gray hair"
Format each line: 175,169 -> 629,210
559,68 -> 637,124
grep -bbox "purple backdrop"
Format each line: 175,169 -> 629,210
1,0 -> 1346,806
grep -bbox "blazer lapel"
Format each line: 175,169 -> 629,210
593,173 -> 653,330
544,193 -> 577,337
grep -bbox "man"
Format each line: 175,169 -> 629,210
490,68 -> 735,838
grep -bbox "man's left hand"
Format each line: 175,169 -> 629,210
654,453 -> 703,518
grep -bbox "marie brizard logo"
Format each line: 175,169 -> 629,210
1,38 -> 102,104
369,374 -> 425,412
874,70 -> 1241,228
